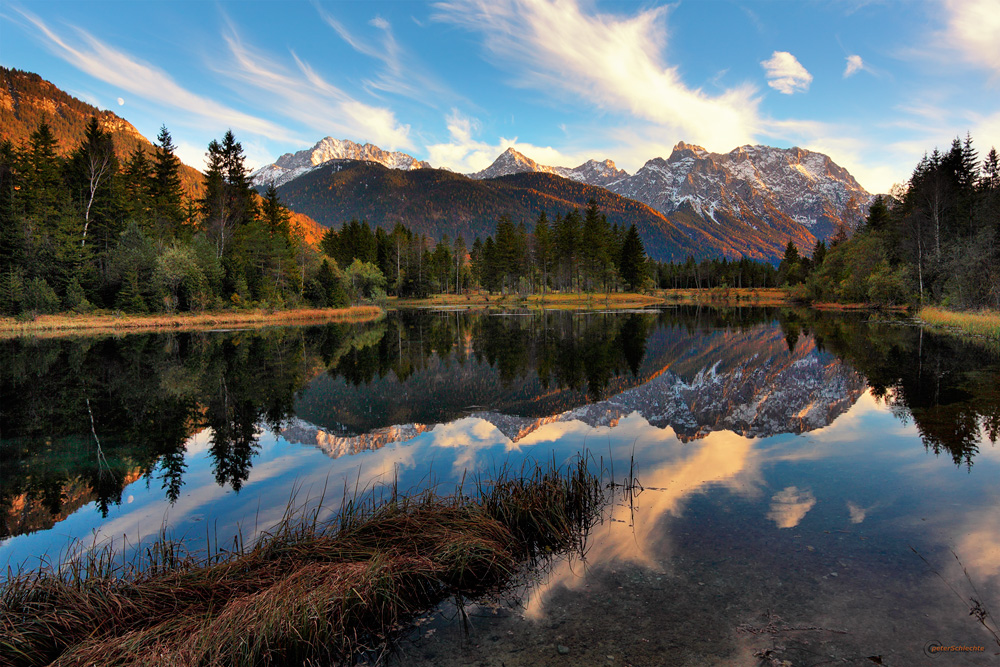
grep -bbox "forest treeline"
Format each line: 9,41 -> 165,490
0,120 -> 352,317
321,200 -> 652,297
780,135 -> 999,308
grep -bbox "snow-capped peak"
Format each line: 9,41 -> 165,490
251,137 -> 430,188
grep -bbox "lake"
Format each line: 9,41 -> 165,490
2,307 -> 999,665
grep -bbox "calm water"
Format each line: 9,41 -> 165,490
2,307 -> 999,665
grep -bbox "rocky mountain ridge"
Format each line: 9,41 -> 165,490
251,137 -> 431,188
257,133 -> 872,259
472,141 -> 872,243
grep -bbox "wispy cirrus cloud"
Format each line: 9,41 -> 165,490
11,5 -> 294,143
220,24 -> 413,152
431,0 -> 759,155
761,51 -> 813,94
315,6 -> 455,107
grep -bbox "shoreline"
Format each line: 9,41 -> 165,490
8,294 -> 980,340
0,306 -> 384,339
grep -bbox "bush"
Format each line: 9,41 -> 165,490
64,277 -> 93,313
23,277 -> 61,314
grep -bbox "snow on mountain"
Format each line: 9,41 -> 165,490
470,141 -> 871,245
251,137 -> 430,188
468,147 -> 562,180
468,147 -> 627,186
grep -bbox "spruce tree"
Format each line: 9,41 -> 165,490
151,126 -> 185,238
620,224 -> 647,292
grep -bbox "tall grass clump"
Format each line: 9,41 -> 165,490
919,307 -> 1000,339
1,455 -> 606,667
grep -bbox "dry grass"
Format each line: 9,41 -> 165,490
919,307 -> 1000,343
0,306 -> 383,339
1,457 -> 605,667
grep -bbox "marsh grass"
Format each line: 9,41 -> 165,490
1,456 -> 606,666
0,306 -> 384,339
919,307 -> 1000,341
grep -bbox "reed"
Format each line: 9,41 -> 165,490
919,306 -> 1000,340
1,456 -> 606,666
0,306 -> 384,339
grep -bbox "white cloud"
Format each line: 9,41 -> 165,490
426,108 -> 591,173
432,0 -> 759,153
221,27 -> 413,151
761,51 -> 813,94
942,0 -> 1000,74
13,6 -> 294,142
843,54 -> 865,78
760,117 -> 907,193
317,7 -> 454,107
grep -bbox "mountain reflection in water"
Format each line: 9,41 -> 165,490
2,307 -> 997,542
3,306 -> 1000,664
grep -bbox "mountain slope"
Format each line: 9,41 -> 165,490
469,147 -> 628,187
1,67 -> 204,200
469,142 -> 872,259
251,137 -> 431,188
273,160 -> 701,260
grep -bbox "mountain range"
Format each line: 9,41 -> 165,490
252,136 -> 872,261
3,68 -> 873,263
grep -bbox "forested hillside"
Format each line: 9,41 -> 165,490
1,67 -> 204,200
272,160 -> 702,261
1,121 -> 336,316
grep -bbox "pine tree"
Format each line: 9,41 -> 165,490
619,224 -> 647,292
201,131 -> 256,260
982,147 -> 999,191
261,184 -> 291,241
151,126 -> 185,238
534,211 -> 552,295
123,146 -> 154,223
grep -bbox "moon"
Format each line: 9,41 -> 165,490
117,97 -> 124,106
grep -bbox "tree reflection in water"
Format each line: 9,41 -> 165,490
2,307 -> 998,539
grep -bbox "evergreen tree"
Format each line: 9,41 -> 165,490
982,147 -> 999,191
123,146 -> 154,224
619,224 -> 647,292
534,211 -> 552,294
200,130 -> 256,261
151,126 -> 185,238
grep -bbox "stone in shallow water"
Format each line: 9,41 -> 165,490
556,644 -> 570,655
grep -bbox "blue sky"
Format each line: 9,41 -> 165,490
2,0 -> 998,192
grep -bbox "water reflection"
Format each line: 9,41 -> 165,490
1,307 -> 998,546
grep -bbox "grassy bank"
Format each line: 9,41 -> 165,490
918,306 -> 1000,345
0,306 -> 383,339
1,458 -> 605,667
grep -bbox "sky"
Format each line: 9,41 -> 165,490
2,0 -> 999,193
